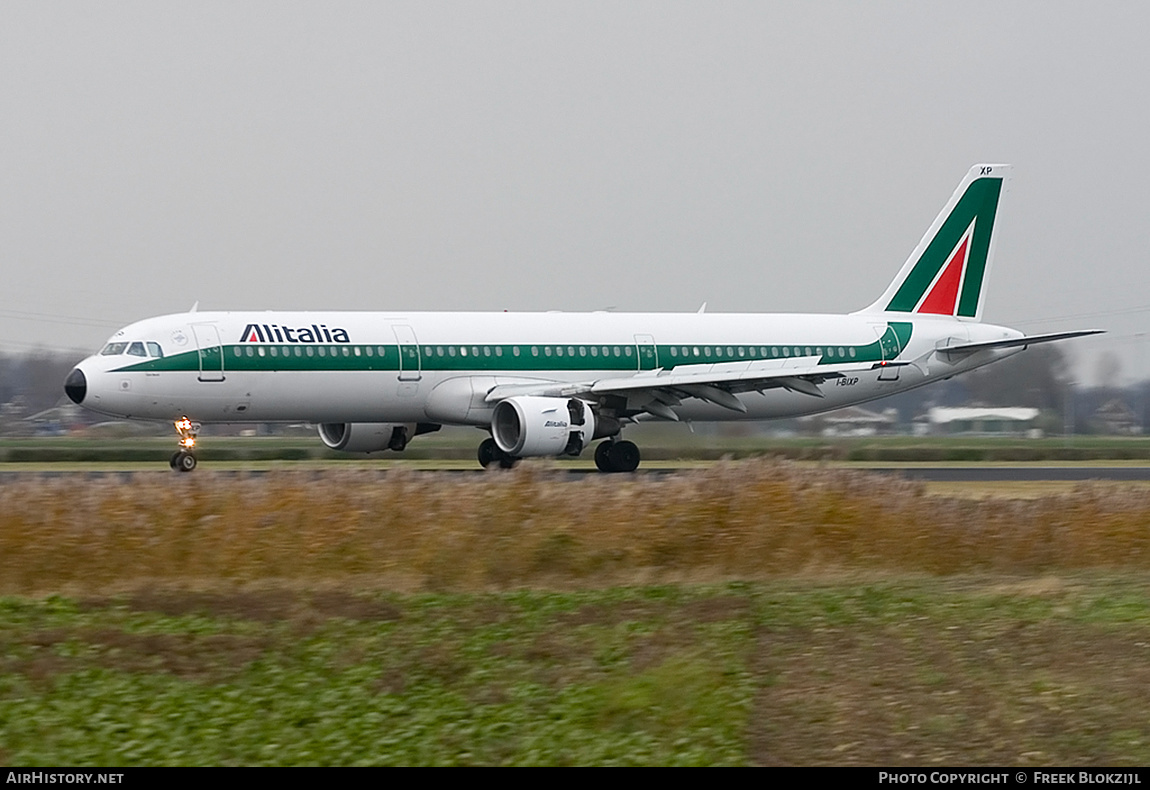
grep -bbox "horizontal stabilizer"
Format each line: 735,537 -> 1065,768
943,329 -> 1103,355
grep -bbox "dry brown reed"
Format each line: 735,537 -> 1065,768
2,460 -> 1149,595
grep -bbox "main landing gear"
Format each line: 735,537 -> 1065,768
475,436 -> 641,473
594,439 -> 641,473
478,437 -> 519,469
170,417 -> 200,473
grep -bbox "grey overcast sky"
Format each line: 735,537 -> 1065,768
1,2 -> 1146,383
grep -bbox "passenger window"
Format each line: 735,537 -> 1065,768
127,342 -> 146,357
146,342 -> 163,358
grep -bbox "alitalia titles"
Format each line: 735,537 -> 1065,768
240,323 -> 350,344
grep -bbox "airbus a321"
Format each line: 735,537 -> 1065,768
64,164 -> 1100,472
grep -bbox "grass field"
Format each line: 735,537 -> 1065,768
3,461 -> 1150,765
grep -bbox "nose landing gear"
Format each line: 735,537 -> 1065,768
170,417 -> 200,472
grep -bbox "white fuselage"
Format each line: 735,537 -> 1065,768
71,309 -> 1022,426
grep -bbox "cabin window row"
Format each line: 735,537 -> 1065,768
232,345 -> 388,359
666,345 -> 857,359
226,343 -> 861,361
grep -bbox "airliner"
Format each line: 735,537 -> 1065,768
64,164 -> 1099,472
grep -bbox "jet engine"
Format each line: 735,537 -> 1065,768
491,397 -> 607,457
318,422 -> 440,453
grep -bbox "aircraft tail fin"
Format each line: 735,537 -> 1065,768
858,164 -> 1011,322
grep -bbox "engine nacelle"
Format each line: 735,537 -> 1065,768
318,422 -> 440,453
491,396 -> 599,457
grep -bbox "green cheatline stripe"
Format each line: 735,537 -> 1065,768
114,323 -> 911,374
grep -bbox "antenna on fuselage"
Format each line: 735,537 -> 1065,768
697,302 -> 707,314
189,301 -> 199,313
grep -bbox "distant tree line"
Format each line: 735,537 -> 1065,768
0,350 -> 87,418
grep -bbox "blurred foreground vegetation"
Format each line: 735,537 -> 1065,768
4,461 -> 1150,593
3,462 -> 1150,765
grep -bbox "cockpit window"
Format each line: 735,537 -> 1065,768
127,342 -> 147,357
146,342 -> 164,358
101,342 -> 128,356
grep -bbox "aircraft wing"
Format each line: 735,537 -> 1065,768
483,358 -> 891,418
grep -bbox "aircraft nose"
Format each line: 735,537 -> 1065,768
64,368 -> 87,404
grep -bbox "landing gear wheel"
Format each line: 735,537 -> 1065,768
172,450 -> 197,473
595,440 -> 641,473
478,438 -> 498,468
170,451 -> 182,470
479,437 -> 519,469
594,440 -> 613,472
607,440 -> 640,473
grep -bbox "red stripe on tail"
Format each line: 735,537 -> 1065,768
917,237 -> 968,315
